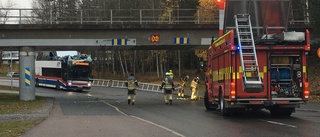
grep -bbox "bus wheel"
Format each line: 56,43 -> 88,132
35,78 -> 39,87
56,81 -> 60,90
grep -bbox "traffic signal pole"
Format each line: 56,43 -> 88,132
216,0 -> 225,36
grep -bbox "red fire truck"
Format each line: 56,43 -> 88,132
203,1 -> 310,116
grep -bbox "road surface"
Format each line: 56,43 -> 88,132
0,79 -> 319,137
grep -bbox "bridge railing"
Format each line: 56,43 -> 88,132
0,8 -> 219,25
91,79 -> 163,93
0,8 -> 309,25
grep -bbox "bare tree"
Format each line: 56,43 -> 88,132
31,0 -> 81,24
117,51 -> 126,77
0,0 -> 16,24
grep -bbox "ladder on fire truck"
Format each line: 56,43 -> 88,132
234,14 -> 264,92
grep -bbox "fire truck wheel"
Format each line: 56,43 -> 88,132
219,90 -> 229,116
35,78 -> 39,87
204,90 -> 216,110
56,81 -> 60,90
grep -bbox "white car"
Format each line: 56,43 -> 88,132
6,72 -> 19,77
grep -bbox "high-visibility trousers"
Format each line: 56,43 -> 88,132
178,82 -> 186,97
191,87 -> 198,100
164,89 -> 173,103
128,89 -> 136,103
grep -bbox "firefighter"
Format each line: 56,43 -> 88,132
178,74 -> 189,98
168,70 -> 174,80
190,77 -> 200,100
160,72 -> 175,105
125,73 -> 139,105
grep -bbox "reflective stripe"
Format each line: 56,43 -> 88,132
127,80 -> 136,90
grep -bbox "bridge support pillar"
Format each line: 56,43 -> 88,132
19,47 -> 35,101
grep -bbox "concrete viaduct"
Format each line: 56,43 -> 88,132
0,23 -> 220,101
0,23 -> 311,101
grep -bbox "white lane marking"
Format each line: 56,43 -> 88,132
130,115 -> 186,137
102,101 -> 127,116
261,120 -> 297,128
102,101 -> 185,137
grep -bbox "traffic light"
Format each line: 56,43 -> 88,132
215,0 -> 224,9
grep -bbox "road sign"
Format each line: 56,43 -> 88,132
112,39 -> 127,46
174,37 -> 189,45
151,34 -> 160,43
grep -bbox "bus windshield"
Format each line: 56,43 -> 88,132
68,65 -> 92,80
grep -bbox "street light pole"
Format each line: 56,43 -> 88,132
10,51 -> 13,89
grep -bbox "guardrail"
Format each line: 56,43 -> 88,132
0,8 -> 309,25
91,79 -> 163,93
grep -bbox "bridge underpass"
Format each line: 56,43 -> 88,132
0,5 -> 312,101
0,24 -> 218,101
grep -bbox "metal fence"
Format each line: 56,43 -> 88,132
0,8 -> 309,25
91,79 -> 163,93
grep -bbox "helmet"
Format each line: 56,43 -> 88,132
165,72 -> 170,76
195,77 -> 199,80
169,70 -> 172,72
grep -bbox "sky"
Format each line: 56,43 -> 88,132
1,0 -> 32,8
57,51 -> 78,57
2,0 -> 78,56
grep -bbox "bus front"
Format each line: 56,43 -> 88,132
66,60 -> 93,91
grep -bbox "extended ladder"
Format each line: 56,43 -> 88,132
91,79 -> 163,93
234,14 -> 264,92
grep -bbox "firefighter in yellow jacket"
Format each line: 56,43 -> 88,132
178,74 -> 189,98
190,77 -> 199,100
125,73 -> 139,105
160,72 -> 175,105
168,70 -> 174,80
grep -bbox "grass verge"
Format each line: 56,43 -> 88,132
0,85 -> 19,91
0,85 -> 48,137
0,93 -> 47,114
0,119 -> 44,137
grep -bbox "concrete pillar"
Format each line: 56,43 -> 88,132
19,47 -> 35,101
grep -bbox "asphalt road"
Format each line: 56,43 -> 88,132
11,86 -> 320,137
